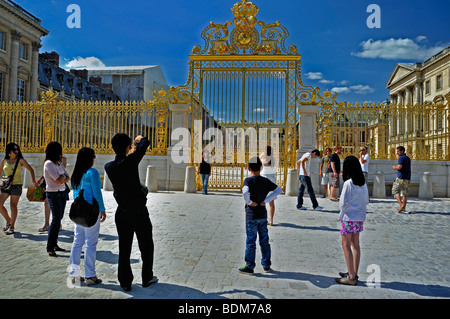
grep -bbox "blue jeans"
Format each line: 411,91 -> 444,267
297,175 -> 319,209
201,174 -> 209,194
244,219 -> 271,270
46,191 -> 67,252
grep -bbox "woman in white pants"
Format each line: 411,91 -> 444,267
69,148 -> 106,285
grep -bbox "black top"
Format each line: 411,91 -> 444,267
104,137 -> 150,210
199,159 -> 211,174
329,152 -> 341,174
243,175 -> 278,220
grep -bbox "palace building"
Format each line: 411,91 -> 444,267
0,0 -> 48,101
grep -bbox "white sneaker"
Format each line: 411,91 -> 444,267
297,206 -> 307,210
314,206 -> 323,210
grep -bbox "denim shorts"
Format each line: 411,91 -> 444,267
0,184 -> 23,196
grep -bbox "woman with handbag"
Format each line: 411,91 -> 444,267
0,143 -> 38,235
69,147 -> 106,285
44,142 -> 70,257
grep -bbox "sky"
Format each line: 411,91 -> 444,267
14,0 -> 450,103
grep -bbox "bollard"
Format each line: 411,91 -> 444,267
285,169 -> 298,196
419,172 -> 433,200
372,171 -> 386,198
102,171 -> 113,191
184,166 -> 196,193
145,165 -> 158,193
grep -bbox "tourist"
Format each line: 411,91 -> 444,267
260,146 -> 278,225
44,141 -> 70,257
296,149 -> 323,210
335,155 -> 369,286
0,143 -> 38,235
69,147 -> 106,286
105,133 -> 157,291
239,157 -> 282,275
198,150 -> 212,195
329,146 -> 342,201
320,147 -> 332,198
392,146 -> 411,213
359,146 -> 370,186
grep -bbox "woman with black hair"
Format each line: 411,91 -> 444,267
44,141 -> 70,257
0,143 -> 37,235
69,147 -> 106,285
260,146 -> 277,225
335,155 -> 369,286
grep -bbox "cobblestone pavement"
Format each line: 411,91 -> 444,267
0,190 -> 449,301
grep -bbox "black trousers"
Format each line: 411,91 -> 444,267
115,205 -> 154,287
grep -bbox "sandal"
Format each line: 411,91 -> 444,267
5,228 -> 14,235
3,223 -> 11,231
86,277 -> 102,286
38,226 -> 49,232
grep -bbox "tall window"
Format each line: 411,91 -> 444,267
20,42 -> 28,60
425,80 -> 430,95
0,73 -> 3,101
17,80 -> 25,102
436,75 -> 442,91
0,31 -> 5,51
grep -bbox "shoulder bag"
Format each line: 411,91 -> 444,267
69,174 -> 99,227
0,160 -> 19,190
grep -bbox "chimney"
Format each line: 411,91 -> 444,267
40,51 -> 60,67
89,76 -> 102,86
70,69 -> 88,80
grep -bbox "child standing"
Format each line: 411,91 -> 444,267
335,155 -> 369,285
239,157 -> 282,275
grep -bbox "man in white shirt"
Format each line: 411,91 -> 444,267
296,149 -> 323,210
359,146 -> 369,186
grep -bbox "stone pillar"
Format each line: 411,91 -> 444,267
30,42 -> 41,101
167,103 -> 190,191
296,104 -> 318,154
418,172 -> 433,199
8,31 -> 22,102
184,166 -> 196,193
372,171 -> 386,198
103,171 -> 113,191
145,165 -> 158,192
285,168 -> 299,196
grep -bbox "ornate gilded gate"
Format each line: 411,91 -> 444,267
164,0 -> 329,190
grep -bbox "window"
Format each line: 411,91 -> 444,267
425,80 -> 430,95
0,31 -> 5,51
0,73 -> 3,100
17,80 -> 25,102
20,42 -> 28,60
436,75 -> 442,91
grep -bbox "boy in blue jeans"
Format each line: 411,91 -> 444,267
239,157 -> 282,274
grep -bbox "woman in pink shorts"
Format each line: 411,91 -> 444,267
336,155 -> 369,286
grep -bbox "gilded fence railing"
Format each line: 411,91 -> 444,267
0,90 -> 172,155
317,94 -> 450,161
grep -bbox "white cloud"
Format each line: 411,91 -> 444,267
331,85 -> 374,95
63,56 -> 106,69
319,79 -> 334,84
305,72 -> 324,80
352,37 -> 448,60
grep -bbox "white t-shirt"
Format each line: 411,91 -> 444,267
339,179 -> 369,221
360,154 -> 369,173
299,152 -> 311,176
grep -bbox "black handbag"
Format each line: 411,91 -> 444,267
69,176 -> 99,227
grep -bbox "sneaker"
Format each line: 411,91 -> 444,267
263,266 -> 271,272
238,265 -> 254,275
314,206 -> 323,210
297,206 -> 307,210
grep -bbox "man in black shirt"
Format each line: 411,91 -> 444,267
104,133 -> 157,291
329,146 -> 342,201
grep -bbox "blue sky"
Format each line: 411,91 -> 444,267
15,0 -> 450,103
